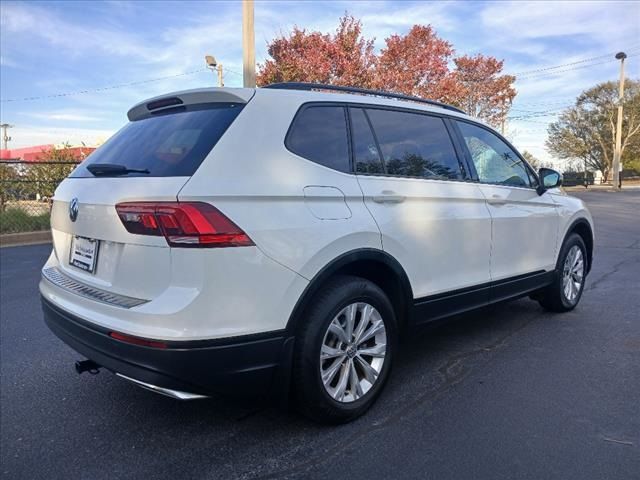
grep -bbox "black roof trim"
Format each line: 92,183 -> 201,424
263,82 -> 466,114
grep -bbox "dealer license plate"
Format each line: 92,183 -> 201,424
69,236 -> 99,273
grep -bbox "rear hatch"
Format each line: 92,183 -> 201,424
49,88 -> 253,300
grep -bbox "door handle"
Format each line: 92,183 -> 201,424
372,191 -> 406,204
487,195 -> 507,206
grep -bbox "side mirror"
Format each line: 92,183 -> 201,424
537,168 -> 562,195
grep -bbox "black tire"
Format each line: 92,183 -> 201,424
538,233 -> 588,312
292,275 -> 397,424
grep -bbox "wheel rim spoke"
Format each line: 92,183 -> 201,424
358,319 -> 384,345
332,361 -> 350,401
355,356 -> 379,385
321,344 -> 345,360
352,304 -> 371,344
349,359 -> 363,400
322,357 -> 344,386
328,320 -> 349,344
344,304 -> 357,341
358,343 -> 386,358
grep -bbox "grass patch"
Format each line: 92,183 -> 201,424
0,208 -> 51,234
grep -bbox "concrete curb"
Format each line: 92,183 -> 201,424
0,231 -> 52,248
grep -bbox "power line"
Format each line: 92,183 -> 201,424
1,67 -> 209,103
510,104 -> 572,113
510,46 -> 639,76
509,117 -> 558,123
516,54 -> 639,81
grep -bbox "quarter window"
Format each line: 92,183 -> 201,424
457,122 -> 531,187
365,108 -> 462,180
287,106 -> 350,172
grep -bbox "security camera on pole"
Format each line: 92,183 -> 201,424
205,55 -> 224,87
612,51 -> 626,190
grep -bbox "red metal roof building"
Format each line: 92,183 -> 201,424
0,145 -> 96,162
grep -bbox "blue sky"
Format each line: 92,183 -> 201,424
1,0 -> 639,166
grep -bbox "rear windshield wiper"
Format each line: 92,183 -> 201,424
86,163 -> 150,177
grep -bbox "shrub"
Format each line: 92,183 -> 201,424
0,208 -> 51,234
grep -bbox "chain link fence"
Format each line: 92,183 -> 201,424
0,161 -> 80,234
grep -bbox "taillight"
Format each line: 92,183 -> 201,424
115,202 -> 254,248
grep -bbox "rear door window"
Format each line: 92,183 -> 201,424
286,106 -> 350,172
365,108 -> 463,180
72,103 -> 243,177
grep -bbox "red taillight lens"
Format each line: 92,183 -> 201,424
115,202 -> 254,248
109,331 -> 168,349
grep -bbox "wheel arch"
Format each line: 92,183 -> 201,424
285,249 -> 414,334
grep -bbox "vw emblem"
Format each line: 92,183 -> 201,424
69,198 -> 79,222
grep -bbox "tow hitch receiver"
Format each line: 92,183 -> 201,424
75,359 -> 101,375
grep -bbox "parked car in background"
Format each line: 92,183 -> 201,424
40,83 -> 594,423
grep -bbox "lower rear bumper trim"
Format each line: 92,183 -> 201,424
115,373 -> 209,400
42,297 -> 292,398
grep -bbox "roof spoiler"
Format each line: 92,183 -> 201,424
127,88 -> 255,121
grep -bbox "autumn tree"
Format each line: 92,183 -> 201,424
449,55 -> 516,127
257,15 -> 376,87
546,79 -> 640,181
374,25 -> 457,100
258,14 -> 516,126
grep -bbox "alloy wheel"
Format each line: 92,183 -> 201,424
562,245 -> 584,303
319,302 -> 387,403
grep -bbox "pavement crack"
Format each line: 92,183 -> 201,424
602,436 -> 634,446
588,256 -> 639,291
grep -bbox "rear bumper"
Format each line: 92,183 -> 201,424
42,297 -> 293,398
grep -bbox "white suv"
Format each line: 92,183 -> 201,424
40,83 -> 594,423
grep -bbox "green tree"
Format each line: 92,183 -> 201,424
546,79 -> 640,182
521,150 -> 542,170
25,143 -> 82,198
521,150 -> 553,170
0,163 -> 27,212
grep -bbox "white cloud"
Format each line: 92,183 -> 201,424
20,110 -> 104,122
481,1 -> 639,45
7,125 -> 114,149
0,54 -> 19,68
0,2 -> 156,61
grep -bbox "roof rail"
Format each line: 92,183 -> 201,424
263,82 -> 465,114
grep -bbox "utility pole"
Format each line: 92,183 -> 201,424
204,55 -> 224,87
242,0 -> 256,88
0,123 -> 13,151
612,51 -> 627,190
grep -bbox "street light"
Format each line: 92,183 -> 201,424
0,123 -> 13,151
205,55 -> 224,87
612,51 -> 626,190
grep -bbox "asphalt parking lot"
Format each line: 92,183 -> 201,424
1,190 -> 639,480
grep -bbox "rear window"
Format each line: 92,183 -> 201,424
71,103 -> 243,177
365,108 -> 462,180
286,106 -> 350,172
